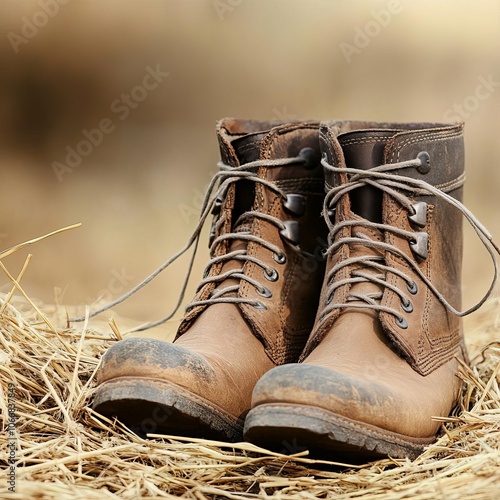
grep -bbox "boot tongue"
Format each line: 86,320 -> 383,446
336,130 -> 396,307
229,132 -> 268,240
338,130 -> 395,223
212,123 -> 273,295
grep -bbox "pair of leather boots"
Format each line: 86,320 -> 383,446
93,118 -> 495,461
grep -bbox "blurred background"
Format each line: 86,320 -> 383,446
0,0 -> 499,341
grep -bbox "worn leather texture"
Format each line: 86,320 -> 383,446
250,121 -> 466,442
97,118 -> 328,423
178,119 -> 327,366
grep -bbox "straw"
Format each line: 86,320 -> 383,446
0,230 -> 500,499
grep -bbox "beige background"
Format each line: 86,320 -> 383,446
0,0 -> 499,341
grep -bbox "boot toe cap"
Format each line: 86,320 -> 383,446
98,337 -> 215,385
250,363 -> 439,438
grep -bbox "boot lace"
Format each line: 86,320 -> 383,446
320,153 -> 500,326
71,154 -> 311,331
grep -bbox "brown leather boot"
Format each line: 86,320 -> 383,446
93,119 -> 327,440
244,121 -> 496,460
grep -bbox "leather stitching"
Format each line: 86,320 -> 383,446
389,130 -> 463,163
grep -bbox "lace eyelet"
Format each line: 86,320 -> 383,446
264,268 -> 279,282
325,293 -> 333,305
417,151 -> 431,174
410,232 -> 429,260
253,301 -> 267,310
283,194 -> 305,216
408,202 -> 428,228
401,299 -> 413,313
211,196 -> 223,215
298,147 -> 320,169
273,252 -> 287,265
395,316 -> 408,329
406,281 -> 418,295
257,287 -> 272,298
280,221 -> 300,246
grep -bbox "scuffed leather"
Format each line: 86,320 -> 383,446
178,119 -> 328,366
98,305 -> 275,419
252,121 -> 467,441
99,119 -> 328,422
304,122 -> 465,375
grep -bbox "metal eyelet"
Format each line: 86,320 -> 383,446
417,151 -> 431,174
401,299 -> 413,313
410,232 -> 429,260
408,202 -> 428,228
284,194 -> 305,216
395,316 -> 408,329
298,147 -> 320,169
253,301 -> 267,310
211,196 -> 223,215
280,221 -> 300,246
407,281 -> 418,295
264,268 -> 279,282
257,287 -> 272,298
273,252 -> 287,265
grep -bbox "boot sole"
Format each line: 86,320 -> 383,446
93,377 -> 243,441
243,403 -> 434,462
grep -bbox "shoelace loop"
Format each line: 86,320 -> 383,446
70,154 -> 310,330
320,153 -> 500,325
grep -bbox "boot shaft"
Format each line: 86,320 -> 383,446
178,119 -> 328,364
307,121 -> 465,375
242,121 -> 500,459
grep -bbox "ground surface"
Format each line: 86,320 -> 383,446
0,238 -> 499,499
